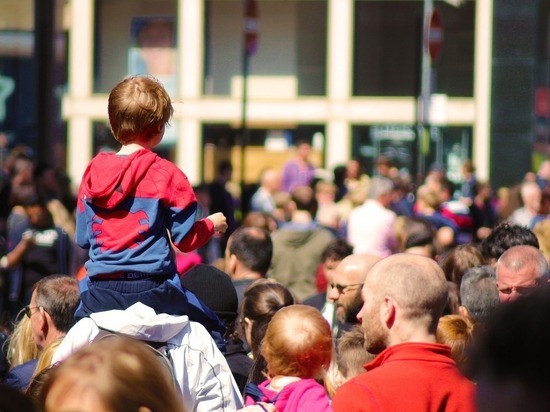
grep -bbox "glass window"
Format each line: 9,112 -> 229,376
205,0 -> 326,97
202,123 -> 325,182
94,0 -> 177,94
353,1 -> 474,97
0,1 -> 36,148
92,121 -> 119,155
351,124 -> 472,179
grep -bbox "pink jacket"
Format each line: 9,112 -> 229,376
245,378 -> 333,412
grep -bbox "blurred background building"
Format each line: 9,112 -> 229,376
0,0 -> 548,191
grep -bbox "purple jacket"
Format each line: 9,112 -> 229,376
245,378 -> 333,412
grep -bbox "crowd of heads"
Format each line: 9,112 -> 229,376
1,80 -> 550,411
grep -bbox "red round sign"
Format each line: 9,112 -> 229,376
428,8 -> 443,61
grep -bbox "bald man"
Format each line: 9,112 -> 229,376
495,245 -> 549,303
327,253 -> 381,335
249,168 -> 281,214
332,254 -> 476,412
509,181 -> 541,228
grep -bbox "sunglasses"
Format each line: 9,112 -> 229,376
23,305 -> 41,318
329,282 -> 363,295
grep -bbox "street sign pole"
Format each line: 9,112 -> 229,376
417,0 -> 443,182
417,0 -> 433,182
240,0 -> 258,217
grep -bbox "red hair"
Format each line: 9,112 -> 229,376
262,305 -> 333,379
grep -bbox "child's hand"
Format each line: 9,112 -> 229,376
207,212 -> 228,234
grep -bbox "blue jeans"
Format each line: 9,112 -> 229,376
75,274 -> 226,351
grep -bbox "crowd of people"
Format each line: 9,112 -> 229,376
0,74 -> 549,411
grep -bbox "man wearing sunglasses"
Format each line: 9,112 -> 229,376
3,274 -> 79,391
332,254 -> 476,412
327,253 -> 381,337
496,245 -> 549,303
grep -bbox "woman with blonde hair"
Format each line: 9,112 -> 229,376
39,336 -> 186,412
4,314 -> 39,369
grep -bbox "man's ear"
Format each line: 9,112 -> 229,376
38,306 -> 50,334
381,297 -> 396,329
227,254 -> 238,275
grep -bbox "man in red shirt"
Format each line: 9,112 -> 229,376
332,253 -> 476,412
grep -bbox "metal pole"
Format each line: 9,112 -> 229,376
240,16 -> 251,219
417,0 -> 433,181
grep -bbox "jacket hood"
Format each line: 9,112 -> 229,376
90,302 -> 189,342
81,150 -> 158,209
275,222 -> 324,247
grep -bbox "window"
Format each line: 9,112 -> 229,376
94,0 -> 177,93
353,1 -> 474,97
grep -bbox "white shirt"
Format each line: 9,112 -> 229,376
347,199 -> 398,257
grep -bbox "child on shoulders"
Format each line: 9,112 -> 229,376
75,75 -> 227,338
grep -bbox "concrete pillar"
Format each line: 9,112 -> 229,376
473,0 -> 493,182
325,0 -> 353,172
66,0 -> 94,190
176,0 -> 203,185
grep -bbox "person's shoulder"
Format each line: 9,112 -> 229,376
149,155 -> 180,173
146,157 -> 191,187
332,374 -> 377,410
177,319 -> 215,348
3,358 -> 38,387
303,293 -> 325,309
313,225 -> 335,239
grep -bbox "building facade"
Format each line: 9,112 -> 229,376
1,0 -> 549,191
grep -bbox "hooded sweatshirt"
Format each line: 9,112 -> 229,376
244,378 -> 333,412
270,221 -> 334,301
76,149 -> 213,277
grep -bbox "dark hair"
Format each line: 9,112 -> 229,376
439,244 -> 485,285
240,280 -> 295,359
444,281 -> 461,316
22,194 -> 47,209
290,185 -> 317,214
470,287 -> 550,407
460,266 -> 499,324
241,280 -> 295,385
229,227 -> 273,275
400,216 -> 436,249
480,223 -> 539,262
438,176 -> 456,196
321,237 -> 353,262
241,211 -> 277,232
218,160 -> 233,175
34,275 -> 80,333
